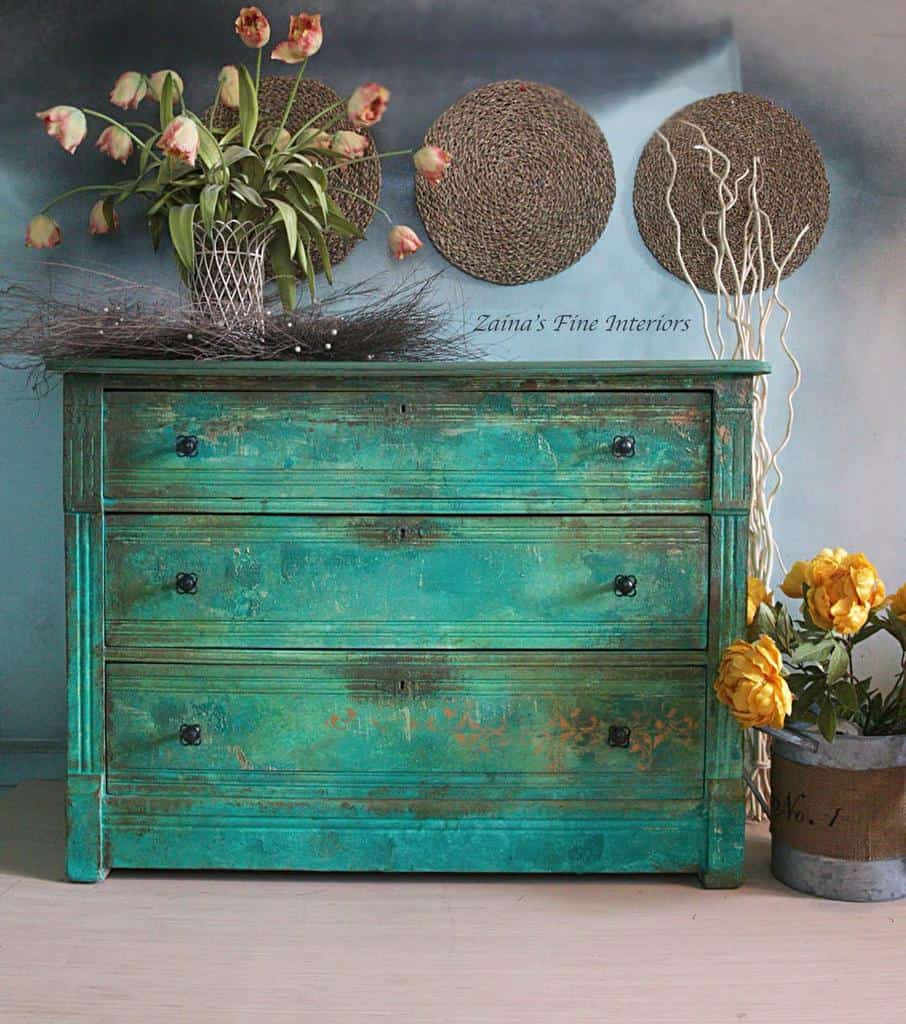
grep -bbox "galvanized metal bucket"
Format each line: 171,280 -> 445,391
768,727 -> 905,901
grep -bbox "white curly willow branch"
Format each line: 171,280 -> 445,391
657,123 -> 809,586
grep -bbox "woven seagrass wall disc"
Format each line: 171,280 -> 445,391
416,80 -> 615,285
633,92 -> 829,291
209,76 -> 380,272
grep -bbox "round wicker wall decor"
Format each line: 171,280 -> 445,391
416,80 -> 615,285
633,92 -> 829,291
209,76 -> 381,272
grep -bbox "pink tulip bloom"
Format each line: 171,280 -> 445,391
96,125 -> 133,164
218,66 -> 241,109
272,12 -> 323,63
89,200 -> 119,236
269,127 -> 292,150
25,214 -> 62,249
331,130 -> 368,158
235,6 -> 271,48
148,70 -> 184,102
109,71 -> 147,110
347,83 -> 390,128
388,225 -> 422,261
414,144 -> 452,186
35,105 -> 87,155
157,115 -> 199,166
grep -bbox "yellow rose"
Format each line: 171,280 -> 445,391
746,576 -> 772,626
889,583 -> 906,622
805,548 -> 885,635
845,553 -> 886,610
781,548 -> 886,636
714,635 -> 793,729
779,560 -> 809,598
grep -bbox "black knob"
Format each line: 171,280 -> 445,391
614,574 -> 637,597
611,435 -> 636,458
179,723 -> 202,746
175,572 -> 198,594
175,434 -> 199,457
608,725 -> 631,748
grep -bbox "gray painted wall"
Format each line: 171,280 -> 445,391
1,1 -> 903,780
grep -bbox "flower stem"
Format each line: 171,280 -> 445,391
286,97 -> 345,149
325,148 -> 412,172
83,109 -> 146,148
255,47 -> 263,94
274,59 -> 308,142
40,182 -> 137,213
329,186 -> 393,224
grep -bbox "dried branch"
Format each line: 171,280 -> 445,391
0,266 -> 481,376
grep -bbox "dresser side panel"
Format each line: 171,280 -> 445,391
701,374 -> 754,886
63,375 -> 107,881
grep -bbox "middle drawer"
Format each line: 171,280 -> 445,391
105,515 -> 709,650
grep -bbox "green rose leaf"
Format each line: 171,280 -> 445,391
826,642 -> 850,686
818,700 -> 838,743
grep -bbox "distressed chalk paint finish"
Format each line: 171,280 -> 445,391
53,359 -> 767,884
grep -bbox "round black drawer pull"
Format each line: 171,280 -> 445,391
175,434 -> 199,457
611,435 -> 636,458
179,723 -> 202,746
175,572 -> 198,594
608,725 -> 631,748
614,574 -> 638,597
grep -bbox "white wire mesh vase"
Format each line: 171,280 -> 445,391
189,219 -> 275,335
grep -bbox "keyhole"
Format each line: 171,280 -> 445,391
399,526 -> 407,540
400,403 -> 407,414
399,679 -> 407,692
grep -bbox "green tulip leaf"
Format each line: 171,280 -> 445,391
238,64 -> 259,149
199,184 -> 223,235
167,203 -> 198,271
269,233 -> 297,311
268,197 -> 298,258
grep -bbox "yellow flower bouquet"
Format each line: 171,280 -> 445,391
715,550 -> 906,742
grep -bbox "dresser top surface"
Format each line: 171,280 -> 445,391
48,358 -> 770,378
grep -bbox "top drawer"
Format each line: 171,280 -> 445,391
103,389 -> 712,511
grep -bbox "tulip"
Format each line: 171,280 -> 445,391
272,12 -> 323,63
157,115 -> 199,166
109,71 -> 147,110
310,130 -> 332,150
25,213 -> 62,249
89,199 -> 119,236
331,130 -> 368,158
347,83 -> 389,128
35,105 -> 87,155
388,225 -> 422,261
414,144 -> 452,186
96,125 -> 133,164
148,70 -> 184,102
267,127 -> 292,150
218,65 -> 241,109
235,6 -> 271,48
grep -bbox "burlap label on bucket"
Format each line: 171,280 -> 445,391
770,756 -> 906,861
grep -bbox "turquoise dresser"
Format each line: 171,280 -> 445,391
54,359 -> 767,884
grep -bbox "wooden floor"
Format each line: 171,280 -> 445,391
0,782 -> 901,1023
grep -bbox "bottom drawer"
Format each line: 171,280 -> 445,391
106,654 -> 706,800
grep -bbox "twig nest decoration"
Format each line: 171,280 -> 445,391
416,80 -> 615,285
633,92 -> 830,291
209,76 -> 381,272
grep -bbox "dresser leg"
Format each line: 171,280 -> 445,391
700,779 -> 746,889
66,774 -> 108,883
698,867 -> 743,889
